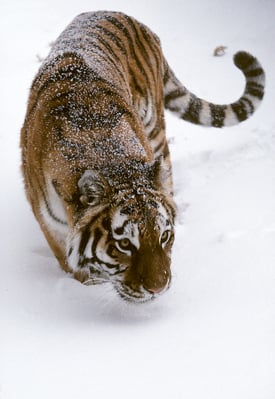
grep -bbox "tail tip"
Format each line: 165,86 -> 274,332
233,51 -> 255,71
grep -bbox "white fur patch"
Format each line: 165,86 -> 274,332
111,209 -> 140,249
96,234 -> 118,266
199,102 -> 212,126
67,233 -> 81,271
157,203 -> 171,231
40,180 -> 68,246
46,180 -> 67,224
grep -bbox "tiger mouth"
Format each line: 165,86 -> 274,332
113,281 -> 170,303
116,288 -> 155,303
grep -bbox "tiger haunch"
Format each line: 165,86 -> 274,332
21,11 -> 265,303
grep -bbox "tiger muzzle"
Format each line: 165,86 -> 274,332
127,244 -> 171,296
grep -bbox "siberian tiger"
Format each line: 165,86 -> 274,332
21,11 -> 265,303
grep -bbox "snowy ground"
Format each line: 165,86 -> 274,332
1,0 -> 275,398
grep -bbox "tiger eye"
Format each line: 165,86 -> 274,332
118,238 -> 131,250
160,230 -> 170,244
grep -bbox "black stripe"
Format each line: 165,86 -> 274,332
78,213 -> 102,257
246,82 -> 264,99
68,247 -> 73,257
106,15 -> 153,90
79,228 -> 91,257
112,268 -> 127,275
94,24 -> 127,55
44,198 -> 67,225
139,23 -> 162,65
93,32 -> 122,65
209,104 -> 226,127
89,41 -> 118,65
148,125 -> 162,140
231,102 -> 248,122
163,66 -> 170,85
114,219 -> 129,235
154,139 -> 165,154
244,67 -> 264,78
92,227 -> 103,256
102,262 -> 120,270
163,141 -> 170,159
37,179 -> 67,225
93,255 -> 118,269
240,96 -> 254,114
102,217 -> 111,231
130,70 -> 144,95
89,35 -> 129,86
181,95 -> 202,124
125,16 -> 150,57
80,256 -> 118,270
165,88 -> 186,107
145,116 -> 154,128
124,15 -> 157,81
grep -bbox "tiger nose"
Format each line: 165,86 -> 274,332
146,285 -> 165,294
142,278 -> 168,294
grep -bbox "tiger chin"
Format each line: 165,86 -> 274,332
21,11 -> 265,303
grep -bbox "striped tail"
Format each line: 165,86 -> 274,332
164,51 -> 265,128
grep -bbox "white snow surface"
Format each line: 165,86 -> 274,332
1,0 -> 275,398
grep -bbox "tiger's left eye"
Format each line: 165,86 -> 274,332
160,230 -> 171,245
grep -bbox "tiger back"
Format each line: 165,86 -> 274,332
21,11 -> 265,303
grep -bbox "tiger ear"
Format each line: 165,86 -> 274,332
78,170 -> 110,206
151,157 -> 172,196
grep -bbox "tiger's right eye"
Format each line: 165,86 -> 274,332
117,238 -> 132,252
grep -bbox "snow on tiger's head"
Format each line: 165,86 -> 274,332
67,159 -> 176,303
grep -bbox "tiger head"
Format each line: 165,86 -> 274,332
67,159 -> 176,303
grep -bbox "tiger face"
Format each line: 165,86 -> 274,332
67,166 -> 175,303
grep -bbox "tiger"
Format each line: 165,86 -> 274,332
21,11 -> 265,303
